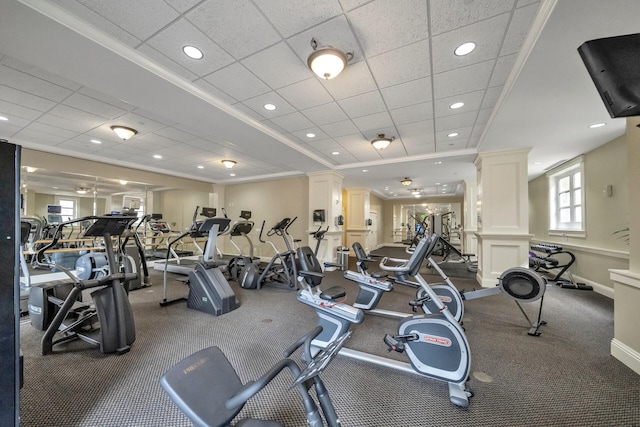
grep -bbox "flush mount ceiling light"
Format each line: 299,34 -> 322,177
222,159 -> 236,169
371,133 -> 395,150
307,38 -> 353,80
401,177 -> 413,186
411,188 -> 421,196
111,125 -> 138,141
183,45 -> 203,59
75,187 -> 89,194
454,42 -> 476,56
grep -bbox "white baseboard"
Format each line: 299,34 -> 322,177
611,338 -> 640,375
572,274 -> 614,299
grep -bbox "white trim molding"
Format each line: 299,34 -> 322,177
611,339 -> 640,376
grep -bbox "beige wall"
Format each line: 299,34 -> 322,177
222,176 -> 309,259
528,135 -> 629,292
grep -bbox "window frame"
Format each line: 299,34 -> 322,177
547,156 -> 586,237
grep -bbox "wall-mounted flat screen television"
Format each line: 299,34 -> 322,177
578,33 -> 640,118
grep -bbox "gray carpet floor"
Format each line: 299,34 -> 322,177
18,250 -> 640,426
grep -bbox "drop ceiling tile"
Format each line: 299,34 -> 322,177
433,60 -> 494,99
291,127 -> 329,142
164,0 -> 201,13
368,39 -> 430,88
270,112 -> 315,132
37,112 -> 96,134
0,85 -> 56,112
0,100 -> 44,121
287,15 -> 364,65
347,0 -> 428,57
241,42 -> 310,89
187,0 -> 281,60
192,79 -> 239,105
338,0 -> 370,12
436,126 -> 473,142
254,0 -> 343,38
277,78 -> 334,111
489,54 -> 517,87
302,102 -> 349,126
352,111 -> 394,133
435,111 -> 478,131
434,90 -> 485,118
1,56 -> 82,91
429,0 -> 516,35
380,78 -> 431,110
243,92 -> 297,119
340,143 -> 382,162
501,3 -> 540,56
77,87 -> 135,111
0,65 -> 74,102
377,141 -> 409,158
397,120 -> 435,141
145,18 -> 235,78
481,86 -> 504,109
136,44 -> 198,82
56,139 -> 105,154
259,119 -> 288,135
51,0 -> 142,46
134,133 -> 180,149
76,0 -> 179,41
318,61 -> 377,100
47,104 -> 107,129
338,91 -> 386,119
431,13 -> 511,74
389,102 -> 433,125
476,108 -> 493,126
319,119 -> 360,138
63,93 -> 127,120
153,126 -> 199,143
334,133 -> 367,147
14,126 -> 70,145
467,135 -> 481,149
204,62 -> 270,101
115,112 -> 167,134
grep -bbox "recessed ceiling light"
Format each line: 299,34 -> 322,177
197,165 -> 204,169
434,161 -> 442,165
90,139 -> 102,144
183,45 -> 203,59
454,42 -> 476,56
331,151 -> 339,155
306,133 -> 316,138
264,103 -> 277,111
589,122 -> 606,128
442,184 -> 448,186
533,161 -> 542,165
119,180 -> 128,185
230,173 -> 236,177
450,102 -> 464,109
153,154 -> 163,159
362,169 -> 368,172
447,132 -> 459,138
0,115 -> 8,121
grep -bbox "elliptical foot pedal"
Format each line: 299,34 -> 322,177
384,334 -> 405,353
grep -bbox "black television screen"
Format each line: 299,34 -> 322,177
578,33 -> 640,118
47,204 -> 62,214
151,213 -> 163,220
240,210 -> 251,220
200,207 -> 216,218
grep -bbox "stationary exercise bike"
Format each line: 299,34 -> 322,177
296,235 -> 473,408
344,241 -> 464,322
160,326 -> 351,427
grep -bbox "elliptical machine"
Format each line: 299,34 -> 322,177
239,217 -> 299,290
296,235 -> 473,408
28,215 -> 138,355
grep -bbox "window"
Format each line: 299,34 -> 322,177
547,156 -> 585,235
58,199 -> 76,221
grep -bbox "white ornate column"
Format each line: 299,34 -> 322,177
345,187 -> 371,254
307,171 -> 344,264
474,148 -> 532,287
462,178 -> 478,256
